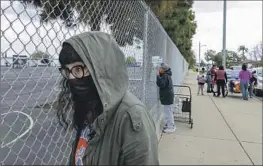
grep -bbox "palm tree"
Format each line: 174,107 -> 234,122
238,45 -> 248,61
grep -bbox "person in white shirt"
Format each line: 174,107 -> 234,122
196,69 -> 206,95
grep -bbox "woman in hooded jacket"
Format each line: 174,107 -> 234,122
56,32 -> 159,165
156,63 -> 175,133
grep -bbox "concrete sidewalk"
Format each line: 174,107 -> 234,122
159,71 -> 262,165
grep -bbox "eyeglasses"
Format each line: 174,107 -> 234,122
59,65 -> 88,79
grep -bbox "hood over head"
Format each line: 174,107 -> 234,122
63,31 -> 128,133
164,69 -> 172,76
161,63 -> 170,71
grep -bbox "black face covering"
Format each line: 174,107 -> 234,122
68,75 -> 100,102
68,75 -> 103,129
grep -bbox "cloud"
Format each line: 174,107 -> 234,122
193,1 -> 261,13
192,1 -> 262,62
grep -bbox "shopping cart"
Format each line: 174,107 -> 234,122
173,85 -> 193,128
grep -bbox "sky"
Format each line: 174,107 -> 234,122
0,1 -> 144,66
192,1 -> 262,63
1,1 -> 262,66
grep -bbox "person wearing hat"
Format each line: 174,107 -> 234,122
156,63 -> 176,133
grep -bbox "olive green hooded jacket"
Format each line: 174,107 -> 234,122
64,32 -> 159,165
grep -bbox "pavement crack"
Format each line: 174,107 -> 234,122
174,133 -> 237,142
241,140 -> 263,145
208,94 -> 256,166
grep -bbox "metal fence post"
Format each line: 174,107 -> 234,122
142,8 -> 149,104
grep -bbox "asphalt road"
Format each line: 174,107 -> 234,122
1,67 -> 152,112
1,66 -> 158,165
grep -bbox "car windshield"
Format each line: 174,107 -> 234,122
228,70 -> 239,80
257,68 -> 262,77
232,66 -> 242,70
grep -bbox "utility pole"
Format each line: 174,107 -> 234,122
222,0 -> 227,67
198,42 -> 201,67
198,42 -> 207,67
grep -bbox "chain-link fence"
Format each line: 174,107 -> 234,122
1,0 -> 188,165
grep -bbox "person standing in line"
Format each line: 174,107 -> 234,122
201,67 -> 205,73
210,65 -> 217,78
239,64 -> 251,100
229,67 -> 236,93
206,69 -> 212,93
209,65 -> 217,94
156,63 -> 175,133
215,65 -> 228,97
197,69 -> 206,95
249,70 -> 257,98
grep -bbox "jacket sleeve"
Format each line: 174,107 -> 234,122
205,74 -> 208,81
224,72 -> 228,82
120,105 -> 159,165
156,75 -> 167,88
214,72 -> 217,81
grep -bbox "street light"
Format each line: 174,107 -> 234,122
198,42 -> 207,66
222,0 -> 227,68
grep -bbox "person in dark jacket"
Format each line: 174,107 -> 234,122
249,70 -> 257,98
209,65 -> 217,94
215,65 -> 228,97
156,63 -> 175,133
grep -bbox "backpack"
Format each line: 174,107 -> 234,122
198,75 -> 206,83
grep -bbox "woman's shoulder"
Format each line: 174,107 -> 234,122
118,92 -> 148,113
117,92 -> 153,132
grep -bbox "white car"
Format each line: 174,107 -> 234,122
255,76 -> 262,93
251,67 -> 263,95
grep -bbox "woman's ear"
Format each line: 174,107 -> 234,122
159,68 -> 164,74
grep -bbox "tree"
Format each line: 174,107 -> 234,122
21,0 -> 147,47
204,49 -> 216,62
21,0 -> 180,47
249,42 -> 262,61
200,60 -> 206,67
126,56 -> 136,64
187,50 -> 196,67
238,45 -> 248,61
30,50 -> 52,66
249,47 -> 258,61
225,50 -> 241,68
204,49 -> 241,68
22,0 -> 197,65
214,52 -> 223,67
146,1 -> 178,21
148,0 -> 197,66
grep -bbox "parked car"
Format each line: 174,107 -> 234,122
255,75 -> 263,96
251,67 -> 263,96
